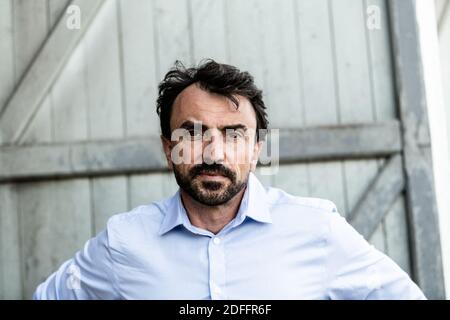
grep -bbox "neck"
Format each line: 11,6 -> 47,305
180,187 -> 247,234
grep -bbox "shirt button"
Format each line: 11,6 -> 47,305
213,237 -> 221,245
213,285 -> 222,294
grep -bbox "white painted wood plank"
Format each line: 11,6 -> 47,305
48,0 -> 89,143
13,0 -> 53,145
369,222 -> 387,253
84,0 -> 124,140
13,0 -> 48,82
365,0 -> 396,121
19,95 -> 53,144
154,0 -> 192,80
296,0 -> 338,125
272,163 -> 308,197
259,0 -> 303,128
295,0 -> 347,221
190,0 -> 227,63
48,0 -> 71,28
330,0 -> 373,123
343,159 -> 379,214
225,0 -> 265,89
119,0 -> 159,137
19,179 -> 91,299
384,194 -> 412,275
0,184 -> 22,299
307,161 -> 346,217
92,176 -> 128,234
51,42 -> 88,142
330,1 -> 390,250
0,0 -> 15,115
129,172 -> 178,209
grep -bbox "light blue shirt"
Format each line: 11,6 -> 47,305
33,173 -> 425,299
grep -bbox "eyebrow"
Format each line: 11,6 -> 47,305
179,120 -> 248,132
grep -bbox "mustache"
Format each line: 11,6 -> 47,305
189,163 -> 236,181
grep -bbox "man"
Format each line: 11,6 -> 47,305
33,60 -> 425,299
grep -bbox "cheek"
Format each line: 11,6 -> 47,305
173,163 -> 192,177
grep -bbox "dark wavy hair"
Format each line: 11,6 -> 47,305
156,59 -> 269,141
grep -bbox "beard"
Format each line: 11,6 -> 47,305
173,163 -> 248,206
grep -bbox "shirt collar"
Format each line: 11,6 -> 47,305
158,172 -> 272,236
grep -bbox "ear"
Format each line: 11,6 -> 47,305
161,135 -> 174,170
250,140 -> 264,172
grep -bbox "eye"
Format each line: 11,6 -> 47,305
226,130 -> 245,140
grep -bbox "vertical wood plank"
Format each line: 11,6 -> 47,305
365,0 -> 411,275
225,0 -> 265,89
272,164 -> 308,197
0,0 -> 15,115
119,0 -> 159,137
92,176 -> 128,234
84,0 -> 128,240
330,0 -> 391,253
19,179 -> 91,299
190,0 -> 227,63
19,96 -> 53,144
344,159 -> 380,217
365,0 -> 396,121
296,0 -> 338,126
129,172 -> 178,209
154,0 -> 192,80
384,194 -> 411,274
307,161 -> 347,217
369,222 -> 387,253
13,0 -> 48,82
13,0 -> 53,145
330,0 -> 373,123
47,0 -> 71,28
259,0 -> 303,128
84,0 -> 124,140
0,184 -> 22,299
51,43 -> 89,142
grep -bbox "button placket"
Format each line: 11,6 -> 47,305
208,236 -> 226,299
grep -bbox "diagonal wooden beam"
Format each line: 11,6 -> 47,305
348,154 -> 404,240
0,122 -> 402,182
0,0 -> 105,145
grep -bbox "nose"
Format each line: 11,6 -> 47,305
203,130 -> 225,164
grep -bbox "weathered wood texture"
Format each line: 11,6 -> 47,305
388,0 -> 445,299
0,0 -> 441,299
0,122 -> 401,182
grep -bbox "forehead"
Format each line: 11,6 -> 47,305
170,84 -> 257,129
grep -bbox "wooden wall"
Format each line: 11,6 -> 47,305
0,0 -> 411,299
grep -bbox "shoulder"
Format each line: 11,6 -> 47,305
265,185 -> 338,218
263,186 -> 341,235
104,196 -> 171,244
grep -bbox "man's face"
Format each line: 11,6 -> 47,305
161,84 -> 263,206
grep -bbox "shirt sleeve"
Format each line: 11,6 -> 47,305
32,228 -> 120,300
325,211 -> 426,300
